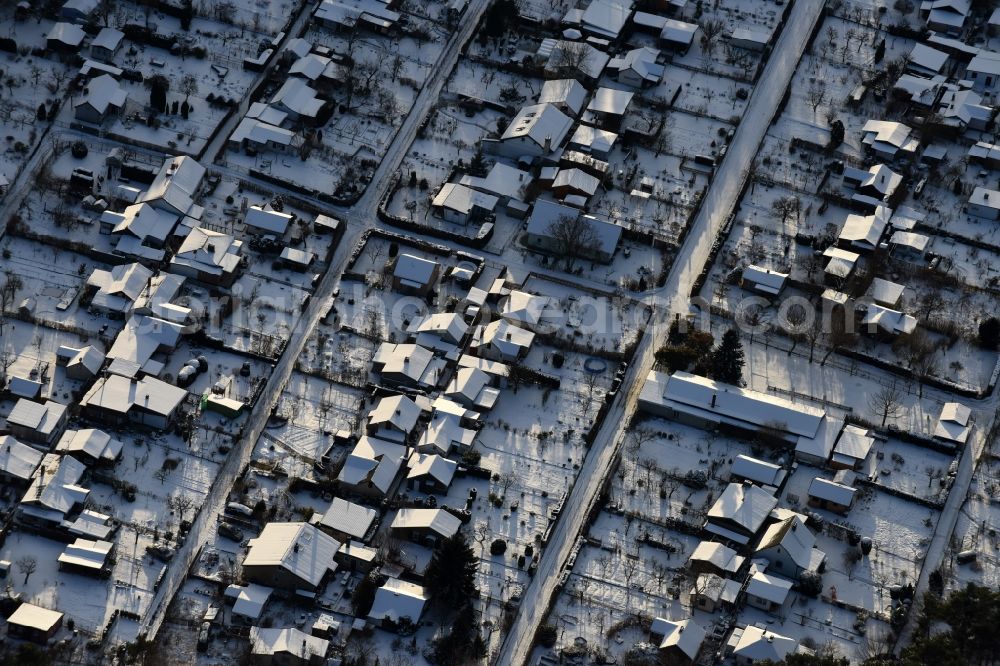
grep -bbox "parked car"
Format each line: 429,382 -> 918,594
218,522 -> 244,542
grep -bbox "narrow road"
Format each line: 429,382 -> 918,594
493,2 -> 826,664
140,0 -> 491,640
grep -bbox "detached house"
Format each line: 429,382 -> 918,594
7,399 -> 69,447
366,395 -> 424,443
243,522 -> 340,592
608,47 -> 664,88
74,74 -> 126,124
170,226 -> 243,287
935,401 -> 973,445
754,515 -> 825,579
491,103 -> 573,160
704,482 -> 777,546
920,0 -> 970,35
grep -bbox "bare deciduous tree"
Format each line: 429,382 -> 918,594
16,556 -> 37,585
869,380 -> 904,427
545,214 -> 600,271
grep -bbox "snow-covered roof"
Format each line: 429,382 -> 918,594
970,186 -> 1000,211
660,18 -> 698,45
731,454 -> 784,487
105,315 -> 182,370
406,451 -> 457,487
838,206 -> 890,250
808,477 -> 857,506
756,515 -> 815,570
641,371 -> 826,438
889,230 -> 930,253
586,87 -> 634,115
315,0 -> 400,30
284,37 -> 312,59
935,402 -> 972,443
140,156 -> 205,216
417,412 -> 476,455
91,27 -> 124,52
746,570 -> 793,604
289,53 -> 332,80
372,342 -> 443,387
476,319 -> 535,358
0,435 -> 44,482
22,453 -> 88,516
707,482 -> 778,536
940,88 -> 992,127
733,625 -> 798,662
245,206 -> 293,234
393,253 -> 439,288
968,50 -> 1000,76
172,226 -> 243,277
368,578 -> 428,623
832,425 -> 875,464
86,262 -> 153,313
568,124 -> 617,154
55,428 -> 123,462
608,46 -> 664,84
445,367 -> 499,410
650,617 -> 705,659
501,103 -> 573,151
861,304 -> 917,335
390,508 -> 461,538
81,373 -> 187,418
226,583 -> 271,619
270,78 -> 323,117
540,39 -> 610,79
552,168 -> 600,196
408,312 -> 468,345
245,522 -> 340,588
230,117 -> 298,148
578,0 -> 632,39
251,626 -> 329,660
246,101 -> 288,126
458,162 -> 533,201
538,78 -> 588,115
338,436 -> 406,493
48,22 -> 86,47
58,538 -> 113,571
908,43 -> 949,73
368,394 -> 423,434
77,73 -> 127,116
279,247 -> 314,266
861,120 -> 918,154
688,540 -> 744,574
319,497 -> 376,540
823,246 -> 860,279
7,399 -> 66,437
866,278 -> 905,307
741,265 -> 788,295
432,182 -> 499,216
7,603 -> 63,633
730,25 -> 772,46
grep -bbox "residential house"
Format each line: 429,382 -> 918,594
567,124 -> 618,160
860,304 -> 918,337
838,206 -> 890,252
729,26 -> 773,51
138,156 -> 205,218
314,0 -> 400,33
55,345 -> 104,380
245,206 -> 294,235
967,51 -> 1000,95
7,399 -> 68,446
730,626 -> 800,665
808,475 -> 857,514
80,374 -> 187,429
104,203 -> 180,260
366,394 -> 424,442
104,315 -> 183,378
85,262 -> 153,316
491,103 -> 573,159
431,183 -> 498,225
0,435 -> 44,486
170,226 -> 243,287
522,199 -> 621,263
371,343 -> 445,390
229,117 -> 300,155
659,18 -> 698,53
392,254 -> 440,295
18,454 -> 89,529
638,371 -> 842,465
968,186 -> 1000,220
416,411 -> 477,456
271,78 -> 324,122
939,88 -> 992,130
406,452 -> 457,494
704,482 -> 778,546
888,230 -> 931,263
337,436 -> 407,498
250,626 -> 329,665
61,0 -> 97,22
471,319 -> 535,362
690,572 -> 741,613
745,570 -> 794,615
582,87 -> 634,131
390,508 -> 461,545
608,47 -> 664,88
822,246 -> 860,286
649,617 -> 705,664
865,278 -> 906,308
57,538 -> 114,577
406,312 -> 469,351
574,0 -> 633,40
445,367 -> 500,411
317,496 -> 377,542
730,454 -> 786,490
755,515 -> 825,579
458,162 -> 533,214
90,27 -> 124,62
6,604 -> 63,644
539,39 -> 610,82
368,578 -> 428,629
740,265 -> 788,297
537,78 -> 588,116
47,22 -> 86,54
74,74 -> 126,124
934,401 -> 973,445
830,425 -> 875,470
861,120 -> 919,160
687,540 -> 745,578
920,0 -> 970,35
55,428 -> 123,466
243,522 -> 340,591
225,583 -> 272,625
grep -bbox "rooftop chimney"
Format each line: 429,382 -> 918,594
710,394 -> 717,408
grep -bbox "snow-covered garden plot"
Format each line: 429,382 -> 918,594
297,324 -> 375,387
266,371 -> 365,464
520,275 -> 650,351
656,66 -> 749,122
866,437 -> 955,504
